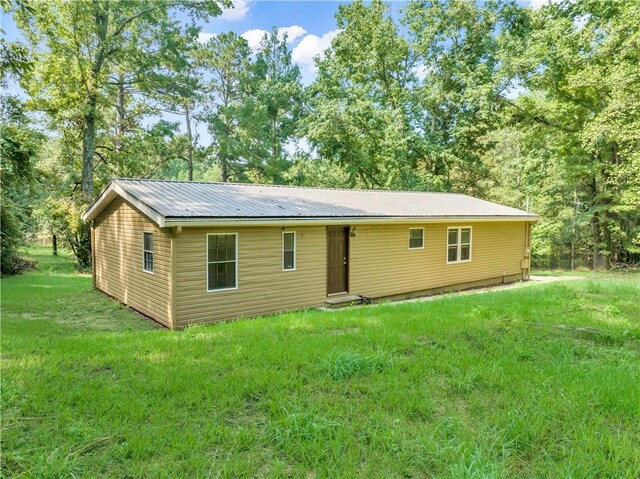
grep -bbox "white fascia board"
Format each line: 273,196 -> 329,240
81,181 -> 165,227
164,215 -> 540,228
81,184 -> 116,221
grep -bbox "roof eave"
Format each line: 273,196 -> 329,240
81,180 -> 166,227
163,215 -> 541,228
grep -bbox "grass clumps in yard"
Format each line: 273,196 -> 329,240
320,348 -> 392,380
269,408 -> 341,457
2,247 -> 640,478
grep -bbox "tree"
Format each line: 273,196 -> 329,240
305,0 -> 420,189
0,96 -> 42,273
505,0 -> 640,267
10,0 -> 226,267
12,0 -> 224,198
403,0 -> 528,193
252,28 -> 304,183
0,14 -> 40,273
197,32 -> 253,182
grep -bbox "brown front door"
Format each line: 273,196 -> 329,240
327,226 -> 349,295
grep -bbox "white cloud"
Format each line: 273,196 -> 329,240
291,30 -> 340,72
197,32 -> 217,44
241,29 -> 268,50
219,0 -> 252,21
278,25 -> 307,44
240,25 -> 308,52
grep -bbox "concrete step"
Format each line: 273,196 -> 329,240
324,294 -> 365,308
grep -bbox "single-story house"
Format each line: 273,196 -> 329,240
82,179 -> 539,328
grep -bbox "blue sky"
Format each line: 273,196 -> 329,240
192,0 -> 366,85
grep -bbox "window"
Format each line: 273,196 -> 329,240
447,227 -> 472,264
143,232 -> 154,273
409,228 -> 424,249
207,233 -> 237,291
283,231 -> 296,270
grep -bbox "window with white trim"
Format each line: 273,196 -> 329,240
409,228 -> 424,249
447,227 -> 472,263
143,232 -> 154,273
207,233 -> 237,291
283,231 -> 296,270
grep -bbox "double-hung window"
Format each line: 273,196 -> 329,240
143,232 -> 154,273
409,228 -> 424,249
447,227 -> 472,264
282,231 -> 296,270
207,233 -> 237,291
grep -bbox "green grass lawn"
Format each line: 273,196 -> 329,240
2,248 -> 640,478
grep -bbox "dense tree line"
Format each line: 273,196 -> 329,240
1,0 -> 638,273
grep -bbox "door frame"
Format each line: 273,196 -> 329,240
326,225 -> 349,296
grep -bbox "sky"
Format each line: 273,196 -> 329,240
190,0 -> 388,85
1,0 -> 543,144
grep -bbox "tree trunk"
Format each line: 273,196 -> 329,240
221,154 -> 228,182
185,103 -> 193,181
76,222 -> 92,270
52,233 -> 57,256
81,94 -> 97,197
271,117 -> 277,177
77,95 -> 97,269
220,120 -> 231,182
115,75 -> 126,153
592,211 -> 606,270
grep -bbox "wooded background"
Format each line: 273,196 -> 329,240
1,0 -> 638,273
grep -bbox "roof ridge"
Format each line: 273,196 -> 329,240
114,178 -> 466,196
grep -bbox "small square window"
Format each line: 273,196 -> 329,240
447,227 -> 472,264
409,228 -> 424,249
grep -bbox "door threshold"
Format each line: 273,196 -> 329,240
327,292 -> 349,297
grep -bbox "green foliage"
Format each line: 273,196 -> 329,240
38,197 -> 91,269
252,28 -> 305,183
196,29 -> 305,183
284,154 -> 352,188
496,0 -> 640,267
2,249 -> 639,476
0,96 -> 42,274
7,0 -> 226,267
5,0 -> 640,268
306,0 -> 419,188
196,32 -> 254,182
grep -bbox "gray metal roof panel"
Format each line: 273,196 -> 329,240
103,178 -> 538,220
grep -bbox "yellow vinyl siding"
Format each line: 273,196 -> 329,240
173,226 -> 326,326
93,197 -> 173,327
93,199 -> 531,328
349,221 -> 528,299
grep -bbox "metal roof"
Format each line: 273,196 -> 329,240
82,178 -> 540,227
